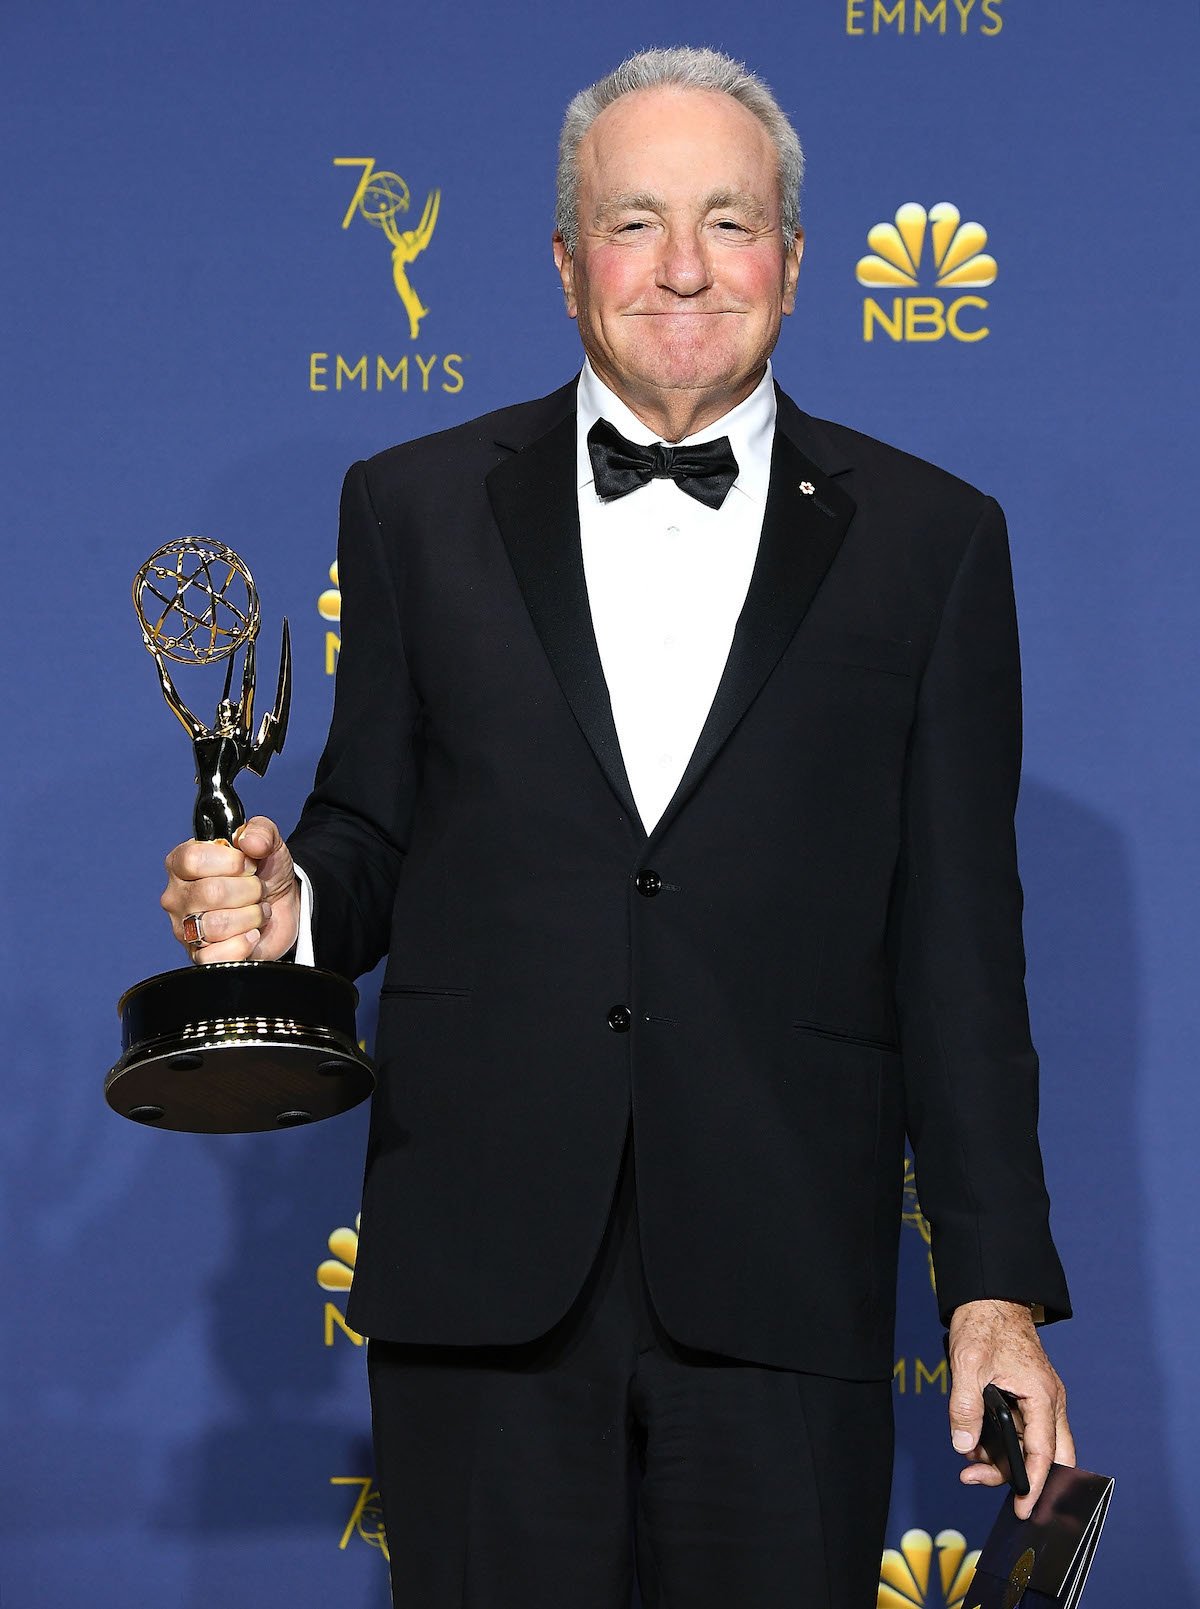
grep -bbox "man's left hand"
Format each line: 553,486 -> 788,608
947,1298 -> 1075,1520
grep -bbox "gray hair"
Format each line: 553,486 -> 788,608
555,46 -> 804,252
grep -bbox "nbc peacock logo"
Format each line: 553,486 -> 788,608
857,203 -> 996,344
317,1213 -> 364,1346
879,1528 -> 981,1609
317,560 -> 340,676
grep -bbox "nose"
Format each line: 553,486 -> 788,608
655,226 -> 711,297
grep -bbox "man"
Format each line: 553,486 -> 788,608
161,47 -> 1073,1609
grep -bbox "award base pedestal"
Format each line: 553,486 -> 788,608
106,961 -> 376,1133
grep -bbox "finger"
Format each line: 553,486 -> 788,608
164,883 -> 264,948
1054,1392 -> 1077,1469
948,1367 -> 985,1454
165,839 -> 248,882
960,1463 -> 1005,1488
171,874 -> 264,918
1013,1391 -> 1056,1520
194,930 -> 261,965
185,904 -> 268,947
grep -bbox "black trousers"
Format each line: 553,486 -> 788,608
367,1119 -> 894,1607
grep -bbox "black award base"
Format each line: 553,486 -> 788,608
106,961 -> 376,1133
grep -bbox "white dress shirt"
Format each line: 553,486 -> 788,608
576,358 -> 776,831
293,359 -> 777,962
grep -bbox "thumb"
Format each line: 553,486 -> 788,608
234,815 -> 296,913
233,815 -> 284,863
948,1376 -> 984,1454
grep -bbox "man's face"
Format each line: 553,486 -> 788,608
554,86 -> 802,430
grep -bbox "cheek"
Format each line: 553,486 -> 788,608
732,254 -> 789,314
577,253 -> 646,323
697,233 -> 790,310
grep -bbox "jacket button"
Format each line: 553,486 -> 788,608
607,1004 -> 632,1033
635,869 -> 662,897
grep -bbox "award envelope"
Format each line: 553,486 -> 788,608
966,1462 -> 1114,1609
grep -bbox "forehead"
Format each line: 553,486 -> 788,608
576,86 -> 779,206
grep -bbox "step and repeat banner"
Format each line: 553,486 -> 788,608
2,3 -> 1197,1604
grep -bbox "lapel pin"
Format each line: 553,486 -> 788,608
799,481 -> 816,496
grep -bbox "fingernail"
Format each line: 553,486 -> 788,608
261,902 -> 272,922
246,929 -> 260,947
952,1430 -> 974,1452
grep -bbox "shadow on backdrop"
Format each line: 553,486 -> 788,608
890,778 -> 1187,1604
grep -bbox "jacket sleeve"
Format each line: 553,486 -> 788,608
891,495 -> 1072,1327
286,459 -> 422,982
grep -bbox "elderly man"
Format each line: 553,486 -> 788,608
161,46 -> 1073,1609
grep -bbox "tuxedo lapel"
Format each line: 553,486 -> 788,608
645,396 -> 857,847
485,402 -> 644,832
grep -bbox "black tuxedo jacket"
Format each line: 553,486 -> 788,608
288,378 -> 1071,1380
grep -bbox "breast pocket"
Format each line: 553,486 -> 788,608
791,629 -> 912,677
776,630 -> 915,771
379,983 -> 474,999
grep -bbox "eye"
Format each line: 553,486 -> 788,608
714,218 -> 749,232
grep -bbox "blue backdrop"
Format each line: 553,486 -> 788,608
2,3 -> 1197,1603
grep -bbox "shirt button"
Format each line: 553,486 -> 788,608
666,524 -> 680,536
659,753 -> 673,768
607,1004 -> 632,1033
662,634 -> 675,649
635,870 -> 662,898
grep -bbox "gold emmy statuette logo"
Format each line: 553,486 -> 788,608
318,560 -> 340,675
845,0 -> 1004,35
902,1155 -> 937,1293
879,1528 -> 981,1609
892,1156 -> 948,1396
857,203 -> 996,343
331,1476 -> 390,1562
318,1212 -> 364,1346
336,157 -> 440,340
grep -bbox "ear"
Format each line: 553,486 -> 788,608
552,233 -> 578,319
782,228 -> 804,315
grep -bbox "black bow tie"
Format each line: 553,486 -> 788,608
587,417 -> 740,511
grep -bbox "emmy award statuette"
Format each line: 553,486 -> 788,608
105,538 -> 376,1133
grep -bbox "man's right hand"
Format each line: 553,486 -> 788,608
161,815 -> 300,964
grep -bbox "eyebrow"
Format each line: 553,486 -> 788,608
594,189 -> 772,225
595,191 -> 668,221
702,189 -> 770,223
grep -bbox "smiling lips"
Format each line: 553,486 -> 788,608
627,308 -> 743,316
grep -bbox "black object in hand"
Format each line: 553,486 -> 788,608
981,1381 -> 1030,1497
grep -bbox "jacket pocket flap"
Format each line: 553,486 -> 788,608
792,630 -> 912,676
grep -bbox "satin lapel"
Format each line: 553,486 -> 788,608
646,424 -> 857,847
485,413 -> 643,832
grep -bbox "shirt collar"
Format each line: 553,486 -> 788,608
576,358 -> 777,506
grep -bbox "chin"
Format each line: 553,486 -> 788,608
627,346 -> 746,398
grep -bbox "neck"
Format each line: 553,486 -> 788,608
590,366 -> 766,443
